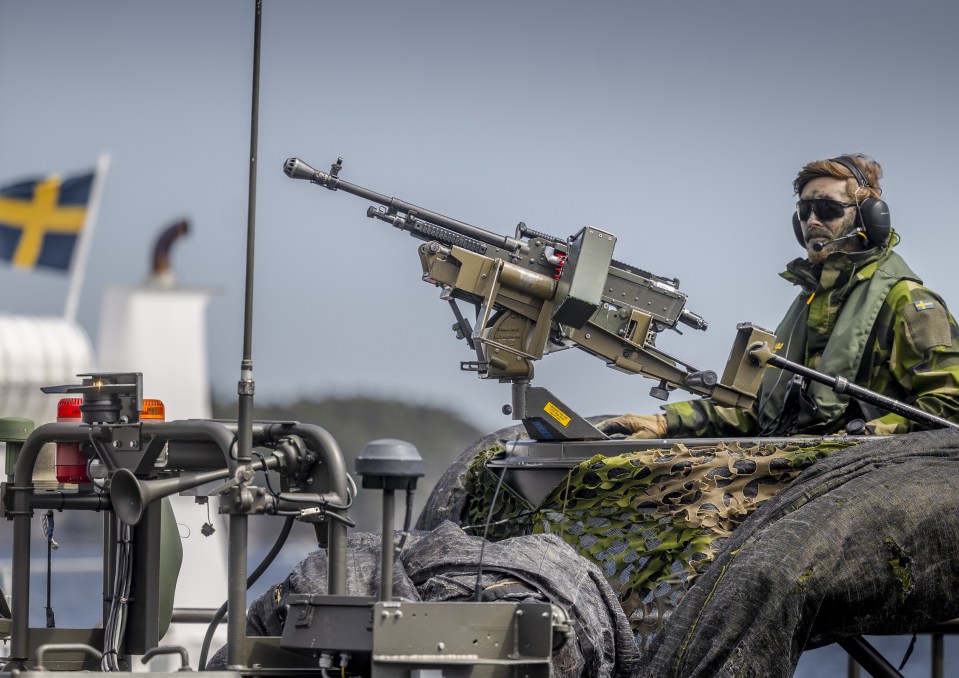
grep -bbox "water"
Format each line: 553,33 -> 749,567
796,636 -> 959,677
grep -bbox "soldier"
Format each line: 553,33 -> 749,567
603,153 -> 959,438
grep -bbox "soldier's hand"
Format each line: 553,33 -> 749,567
597,413 -> 667,439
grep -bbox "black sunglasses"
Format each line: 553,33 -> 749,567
796,198 -> 857,222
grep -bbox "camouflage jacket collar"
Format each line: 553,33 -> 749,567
780,232 -> 898,295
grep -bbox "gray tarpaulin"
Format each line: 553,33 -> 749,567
208,521 -> 640,676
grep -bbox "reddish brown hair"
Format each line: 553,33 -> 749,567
793,153 -> 883,201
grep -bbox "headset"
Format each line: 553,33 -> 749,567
792,156 -> 892,249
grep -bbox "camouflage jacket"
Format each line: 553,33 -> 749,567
664,238 -> 959,436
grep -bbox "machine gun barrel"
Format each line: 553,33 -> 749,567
284,157 -> 525,253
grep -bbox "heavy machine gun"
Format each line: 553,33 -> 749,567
284,157 -> 771,441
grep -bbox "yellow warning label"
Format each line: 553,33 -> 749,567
544,401 -> 571,427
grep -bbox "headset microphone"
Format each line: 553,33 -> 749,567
810,228 -> 866,252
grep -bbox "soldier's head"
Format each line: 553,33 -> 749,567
792,154 -> 886,265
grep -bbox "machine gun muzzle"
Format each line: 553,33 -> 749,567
284,157 -> 324,183
678,308 -> 709,332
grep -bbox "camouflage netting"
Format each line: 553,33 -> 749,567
431,426 -> 852,652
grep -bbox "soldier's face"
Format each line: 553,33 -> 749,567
798,177 -> 861,264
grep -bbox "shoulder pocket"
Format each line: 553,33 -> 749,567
902,299 -> 951,352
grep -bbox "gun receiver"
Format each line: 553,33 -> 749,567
285,157 -> 767,439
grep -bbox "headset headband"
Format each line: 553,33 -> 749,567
830,156 -> 870,189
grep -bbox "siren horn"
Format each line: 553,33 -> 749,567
110,468 -> 231,526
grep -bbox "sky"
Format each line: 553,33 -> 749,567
2,1 -> 959,433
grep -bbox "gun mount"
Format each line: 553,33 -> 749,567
285,157 -> 771,441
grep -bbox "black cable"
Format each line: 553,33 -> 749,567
251,451 -> 355,524
198,516 -> 295,670
103,522 -> 133,671
461,508 -> 540,533
402,489 -> 414,533
43,511 -> 55,628
251,451 -> 279,498
272,509 -> 355,527
473,451 -> 511,602
898,633 -> 917,670
396,487 -> 416,552
276,492 -> 353,510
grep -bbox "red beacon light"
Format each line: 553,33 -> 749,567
55,398 -> 88,484
56,397 -> 83,421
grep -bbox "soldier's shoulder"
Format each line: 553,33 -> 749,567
885,279 -> 947,309
886,281 -> 954,352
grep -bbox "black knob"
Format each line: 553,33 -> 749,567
649,382 -> 670,401
845,419 -> 867,436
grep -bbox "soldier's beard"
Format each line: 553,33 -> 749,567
806,238 -> 836,265
805,220 -> 862,265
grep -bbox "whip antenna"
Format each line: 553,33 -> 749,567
227,0 -> 262,667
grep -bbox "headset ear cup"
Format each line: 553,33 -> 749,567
792,211 -> 805,247
858,198 -> 891,245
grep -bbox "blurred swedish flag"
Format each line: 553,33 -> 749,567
0,171 -> 94,271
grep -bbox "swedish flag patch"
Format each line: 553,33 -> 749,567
913,300 -> 936,311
